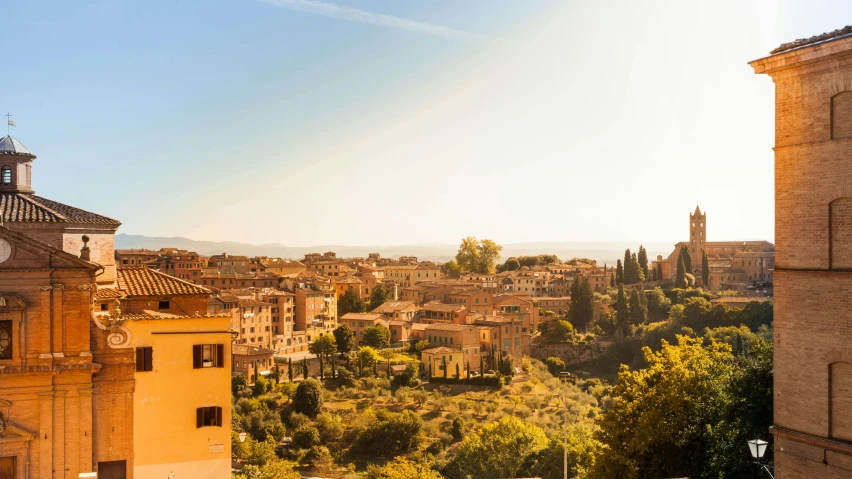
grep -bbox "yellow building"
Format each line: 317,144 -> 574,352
123,313 -> 232,477
422,346 -> 465,378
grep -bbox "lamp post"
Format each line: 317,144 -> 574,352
238,432 -> 247,443
747,439 -> 774,478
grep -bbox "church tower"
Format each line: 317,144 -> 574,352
689,206 -> 706,273
0,135 -> 35,193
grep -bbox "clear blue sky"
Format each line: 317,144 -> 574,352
3,0 -> 851,246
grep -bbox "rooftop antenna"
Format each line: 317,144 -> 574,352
5,113 -> 14,136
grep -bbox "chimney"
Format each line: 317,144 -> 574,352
80,235 -> 91,261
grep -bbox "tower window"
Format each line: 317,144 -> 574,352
1,167 -> 10,184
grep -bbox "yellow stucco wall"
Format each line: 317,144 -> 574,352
423,350 -> 464,378
126,316 -> 232,478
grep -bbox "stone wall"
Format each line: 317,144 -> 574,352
531,339 -> 613,367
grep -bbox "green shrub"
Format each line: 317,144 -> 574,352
355,410 -> 423,456
451,416 -> 465,441
292,425 -> 321,449
292,378 -> 323,417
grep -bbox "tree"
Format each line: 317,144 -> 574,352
309,334 -> 338,380
702,250 -> 710,288
302,357 -> 309,379
455,236 -> 503,274
337,288 -> 365,317
442,357 -> 448,379
355,410 -> 424,456
362,324 -> 391,349
676,254 -> 688,289
443,416 -> 549,479
369,282 -> 393,309
232,374 -> 249,396
657,262 -> 664,282
638,245 -> 649,280
521,424 -> 599,479
615,259 -> 624,285
625,252 -> 644,284
366,458 -> 444,479
544,356 -> 566,376
594,336 -> 734,479
293,378 -> 323,417
357,347 -> 379,376
455,362 -> 460,379
451,416 -> 466,441
569,276 -> 595,331
680,244 -> 693,273
442,259 -> 461,276
292,425 -> 321,449
455,236 -> 480,272
332,324 -> 355,354
287,357 -> 293,382
504,257 -> 521,271
615,283 -> 628,335
628,288 -> 647,325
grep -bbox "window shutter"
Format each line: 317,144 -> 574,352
193,345 -> 202,369
144,347 -> 153,372
216,344 -> 224,368
216,406 -> 222,427
135,348 -> 144,372
196,408 -> 203,428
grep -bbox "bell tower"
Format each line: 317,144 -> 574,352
689,206 -> 706,271
0,135 -> 35,194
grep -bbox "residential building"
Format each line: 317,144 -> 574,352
232,344 -> 276,381
294,284 -> 337,342
338,313 -> 387,344
422,346 -> 466,378
371,300 -> 420,322
751,26 -> 852,476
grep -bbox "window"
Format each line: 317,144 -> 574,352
135,347 -> 153,372
100,303 -> 108,311
196,406 -> 223,428
193,344 -> 224,368
1,166 -> 10,185
0,320 -> 12,360
158,300 -> 169,310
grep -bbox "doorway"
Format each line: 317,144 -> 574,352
0,457 -> 15,479
97,460 -> 126,479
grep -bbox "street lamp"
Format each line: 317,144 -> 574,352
747,439 -> 773,478
238,432 -> 247,443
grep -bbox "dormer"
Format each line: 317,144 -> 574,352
0,136 -> 35,194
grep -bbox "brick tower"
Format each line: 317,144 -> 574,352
689,205 -> 706,275
752,26 -> 852,477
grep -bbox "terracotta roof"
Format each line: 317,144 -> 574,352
371,300 -> 417,313
771,26 -> 852,55
94,287 -> 123,300
422,346 -> 461,354
423,323 -> 477,332
0,193 -> 120,225
340,313 -> 385,321
117,267 -> 211,296
113,311 -> 231,321
422,301 -> 465,312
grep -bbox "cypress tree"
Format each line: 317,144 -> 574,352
303,358 -> 309,379
638,245 -> 649,280
479,355 -> 484,374
657,263 -> 664,282
616,283 -> 628,334
616,259 -> 624,284
455,362 -> 460,379
702,250 -> 710,288
629,289 -> 643,325
680,245 -> 693,273
443,357 -> 448,379
288,357 -> 293,382
610,274 -> 615,287
466,361 -> 471,379
623,249 -> 633,283
676,254 -> 687,288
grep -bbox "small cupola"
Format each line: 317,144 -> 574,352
0,136 -> 36,194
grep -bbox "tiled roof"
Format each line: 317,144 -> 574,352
423,323 -> 477,332
112,310 -> 231,321
94,287 -> 123,300
422,301 -> 465,312
422,346 -> 461,354
0,193 -> 120,225
772,26 -> 852,55
340,313 -> 385,321
117,267 -> 211,297
371,300 -> 417,313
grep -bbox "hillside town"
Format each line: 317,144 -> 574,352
0,5 -> 850,478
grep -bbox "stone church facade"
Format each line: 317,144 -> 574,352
665,205 -> 774,290
0,136 -> 231,478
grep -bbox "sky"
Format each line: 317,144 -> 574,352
3,0 -> 851,246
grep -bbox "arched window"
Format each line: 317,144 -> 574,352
830,198 -> 852,269
832,91 -> 852,139
1,166 -> 10,184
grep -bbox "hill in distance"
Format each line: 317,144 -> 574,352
115,234 -> 675,266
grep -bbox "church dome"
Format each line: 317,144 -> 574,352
0,136 -> 33,156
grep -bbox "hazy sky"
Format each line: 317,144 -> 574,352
3,0 -> 851,246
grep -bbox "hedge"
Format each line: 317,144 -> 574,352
428,375 -> 507,387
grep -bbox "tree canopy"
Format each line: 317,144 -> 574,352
569,275 -> 595,331
332,325 -> 355,354
443,416 -> 549,479
362,324 -> 391,349
293,378 -> 324,418
369,282 -> 393,309
455,236 -> 503,274
337,288 -> 365,317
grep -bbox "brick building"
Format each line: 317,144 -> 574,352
751,26 -> 852,477
665,206 -> 774,290
0,135 -> 231,478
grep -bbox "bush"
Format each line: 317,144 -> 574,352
232,374 -> 250,396
451,416 -> 465,441
355,410 -> 423,456
337,366 -> 356,387
292,425 -> 321,449
545,356 -> 566,376
252,375 -> 271,396
293,378 -> 323,417
314,412 -> 344,444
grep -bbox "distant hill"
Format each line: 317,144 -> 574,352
115,234 -> 674,265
